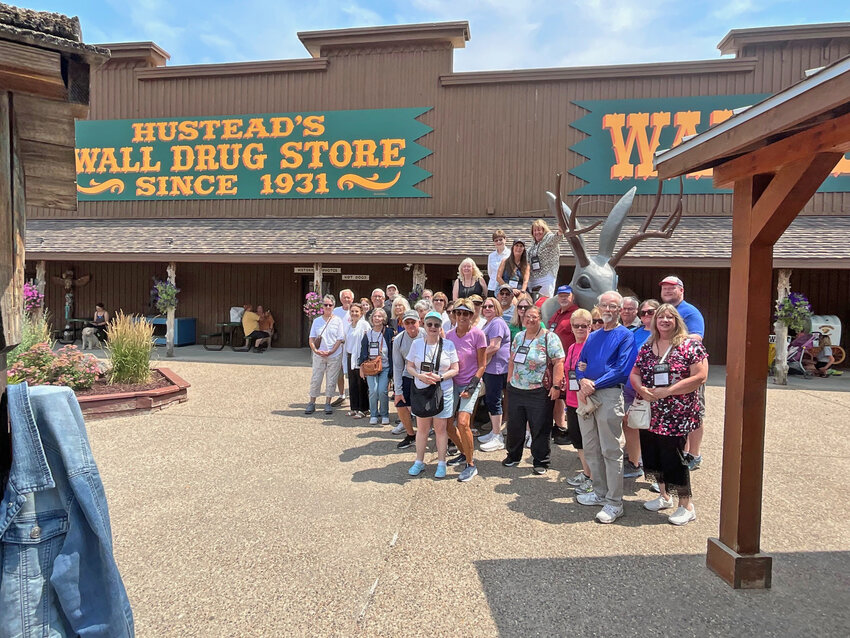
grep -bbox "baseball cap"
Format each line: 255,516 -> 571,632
498,283 -> 513,293
386,283 -> 398,291
424,311 -> 443,322
659,275 -> 684,287
556,285 -> 573,295
402,310 -> 419,322
512,239 -> 525,247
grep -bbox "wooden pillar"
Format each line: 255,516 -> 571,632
313,262 -> 322,294
708,153 -> 841,589
35,260 -> 46,297
772,269 -> 792,385
412,264 -> 426,292
165,261 -> 176,358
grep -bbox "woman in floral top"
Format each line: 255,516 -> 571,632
630,303 -> 708,526
505,306 -> 565,474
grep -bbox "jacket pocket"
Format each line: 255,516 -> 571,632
3,510 -> 69,578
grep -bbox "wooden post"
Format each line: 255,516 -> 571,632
708,153 -> 841,589
165,261 -> 176,358
313,262 -> 322,294
35,260 -> 46,297
773,269 -> 792,385
412,264 -> 426,292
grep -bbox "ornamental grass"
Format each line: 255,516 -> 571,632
106,311 -> 154,385
8,309 -> 54,367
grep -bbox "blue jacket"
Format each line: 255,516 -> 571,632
1,383 -> 134,637
358,327 -> 395,377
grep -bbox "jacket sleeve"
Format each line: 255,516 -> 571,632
45,388 -> 135,637
385,328 -> 394,378
359,333 -> 369,365
594,331 -> 638,389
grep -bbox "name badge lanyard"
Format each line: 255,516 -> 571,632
568,348 -> 580,391
369,331 -> 383,358
653,344 -> 674,387
514,336 -> 533,365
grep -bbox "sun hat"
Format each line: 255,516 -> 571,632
454,301 -> 474,313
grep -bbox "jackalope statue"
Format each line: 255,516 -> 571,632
541,174 -> 683,319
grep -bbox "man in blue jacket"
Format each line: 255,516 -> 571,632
575,290 -> 637,524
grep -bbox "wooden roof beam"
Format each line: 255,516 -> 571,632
0,39 -> 64,99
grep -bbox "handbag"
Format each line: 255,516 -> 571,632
411,339 -> 444,417
360,331 -> 384,376
542,331 -> 567,393
627,398 -> 651,429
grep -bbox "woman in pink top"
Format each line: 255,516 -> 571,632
564,308 -> 594,494
445,298 -> 488,482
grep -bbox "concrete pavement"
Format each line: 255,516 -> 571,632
85,358 -> 850,636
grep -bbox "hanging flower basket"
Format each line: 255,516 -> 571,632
303,291 -> 323,320
775,291 -> 812,333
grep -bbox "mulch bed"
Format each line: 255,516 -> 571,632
75,368 -> 171,397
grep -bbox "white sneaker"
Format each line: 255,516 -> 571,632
596,504 -> 624,524
478,432 -> 496,444
668,504 -> 696,526
576,492 -> 604,506
566,471 -> 589,487
381,417 -> 390,425
524,431 -> 532,448
369,417 -> 378,425
480,434 -> 505,452
644,496 -> 675,511
391,422 -> 406,435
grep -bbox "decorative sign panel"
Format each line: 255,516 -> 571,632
569,95 -> 850,194
75,108 -> 432,200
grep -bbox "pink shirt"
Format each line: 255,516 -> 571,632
565,341 -> 586,408
447,327 -> 488,386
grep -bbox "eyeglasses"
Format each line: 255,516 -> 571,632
599,303 -> 621,310
473,301 -> 483,306
433,299 -> 445,304
572,324 -> 590,329
592,319 -> 604,324
424,321 -> 441,328
639,309 -> 655,317
517,305 -> 531,310
482,304 -> 495,309
498,291 -> 511,295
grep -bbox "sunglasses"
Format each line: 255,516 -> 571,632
592,319 -> 604,324
639,309 -> 656,317
572,324 -> 590,329
424,321 -> 441,328
455,310 -> 473,316
322,303 -> 334,307
498,291 -> 511,295
482,304 -> 495,309
517,305 -> 531,310
472,301 -> 483,306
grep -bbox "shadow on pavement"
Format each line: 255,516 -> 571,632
350,460 -> 412,485
475,551 -> 850,637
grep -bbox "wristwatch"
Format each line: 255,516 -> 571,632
439,375 -> 443,382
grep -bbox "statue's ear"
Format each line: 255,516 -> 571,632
597,187 -> 636,258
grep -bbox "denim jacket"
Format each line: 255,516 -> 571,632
1,383 -> 134,637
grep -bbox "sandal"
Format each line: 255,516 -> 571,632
352,411 -> 366,419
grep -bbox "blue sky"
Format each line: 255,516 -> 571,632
33,1 -> 850,71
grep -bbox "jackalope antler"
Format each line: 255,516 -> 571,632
609,177 -> 684,268
552,172 -> 603,268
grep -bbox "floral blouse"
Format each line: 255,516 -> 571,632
509,329 -> 565,390
633,338 -> 708,436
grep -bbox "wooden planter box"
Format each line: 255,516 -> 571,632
78,368 -> 190,420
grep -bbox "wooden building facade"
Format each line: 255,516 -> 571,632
25,21 -> 850,361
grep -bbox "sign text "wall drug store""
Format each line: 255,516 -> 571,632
75,108 -> 432,200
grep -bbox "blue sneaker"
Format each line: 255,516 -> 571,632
458,464 -> 478,482
435,462 -> 447,478
408,461 -> 425,476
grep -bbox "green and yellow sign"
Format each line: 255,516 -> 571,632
570,95 -> 850,194
75,108 -> 433,200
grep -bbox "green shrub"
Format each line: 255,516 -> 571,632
106,311 -> 154,384
8,310 -> 53,367
7,343 -> 100,390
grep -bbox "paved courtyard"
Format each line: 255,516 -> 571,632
87,351 -> 850,637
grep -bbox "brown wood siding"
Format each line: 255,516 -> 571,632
34,257 -> 846,362
30,37 -> 849,222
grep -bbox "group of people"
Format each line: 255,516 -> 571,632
240,304 -> 275,352
305,224 -> 708,525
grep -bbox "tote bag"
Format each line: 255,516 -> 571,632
411,339 -> 444,417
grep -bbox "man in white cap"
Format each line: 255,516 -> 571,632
659,275 -> 706,471
384,284 -> 399,316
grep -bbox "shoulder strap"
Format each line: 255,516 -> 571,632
659,343 -> 674,363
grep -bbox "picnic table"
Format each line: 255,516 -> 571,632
56,318 -> 90,344
202,321 -> 245,351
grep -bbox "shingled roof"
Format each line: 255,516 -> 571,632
0,3 -> 108,62
24,215 -> 849,267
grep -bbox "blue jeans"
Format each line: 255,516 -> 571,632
366,368 -> 390,418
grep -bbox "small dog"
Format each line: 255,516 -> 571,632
81,326 -> 102,350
